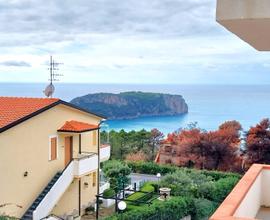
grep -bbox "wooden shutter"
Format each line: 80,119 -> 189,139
51,137 -> 57,160
92,130 -> 97,146
92,172 -> 97,187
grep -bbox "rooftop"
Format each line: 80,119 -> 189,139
58,120 -> 99,133
0,97 -> 59,130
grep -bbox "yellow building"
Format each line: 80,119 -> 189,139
0,97 -> 111,220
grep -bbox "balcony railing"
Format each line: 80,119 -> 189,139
100,144 -> 111,162
73,152 -> 98,177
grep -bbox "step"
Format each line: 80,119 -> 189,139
21,214 -> 32,220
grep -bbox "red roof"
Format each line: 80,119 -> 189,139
0,97 -> 59,129
58,120 -> 99,132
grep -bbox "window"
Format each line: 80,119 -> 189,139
164,145 -> 172,153
92,172 -> 97,187
49,136 -> 58,161
92,130 -> 97,146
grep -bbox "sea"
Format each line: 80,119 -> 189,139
1,83 -> 270,134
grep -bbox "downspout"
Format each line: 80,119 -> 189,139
79,134 -> 82,154
97,127 -> 100,196
79,179 -> 81,216
97,119 -> 106,196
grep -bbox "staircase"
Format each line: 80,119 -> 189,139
21,172 -> 62,220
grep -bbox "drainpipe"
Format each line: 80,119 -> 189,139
79,134 -> 82,154
79,179 -> 81,216
97,119 -> 106,196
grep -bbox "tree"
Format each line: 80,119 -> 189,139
165,121 -> 242,171
149,128 -> 164,160
246,118 -> 270,164
103,160 -> 131,192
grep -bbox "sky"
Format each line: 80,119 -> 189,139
0,0 -> 270,84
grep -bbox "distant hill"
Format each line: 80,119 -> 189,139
70,92 -> 188,119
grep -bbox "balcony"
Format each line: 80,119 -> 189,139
216,0 -> 270,51
100,144 -> 111,162
73,153 -> 98,177
210,164 -> 270,220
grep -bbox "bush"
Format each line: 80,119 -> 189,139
103,160 -> 131,191
103,188 -> 115,199
159,170 -> 214,198
192,198 -> 217,220
127,161 -> 241,180
127,161 -> 177,175
104,197 -> 194,220
210,176 -> 240,203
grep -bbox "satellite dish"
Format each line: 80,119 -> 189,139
43,83 -> 55,97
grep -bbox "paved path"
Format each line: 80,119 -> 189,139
129,173 -> 162,185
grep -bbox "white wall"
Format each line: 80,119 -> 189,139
234,172 -> 262,218
261,170 -> 270,206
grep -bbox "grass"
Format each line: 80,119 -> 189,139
126,182 -> 158,210
127,182 -> 155,202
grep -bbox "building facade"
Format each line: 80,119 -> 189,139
0,97 -> 110,220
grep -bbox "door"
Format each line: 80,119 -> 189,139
64,136 -> 73,166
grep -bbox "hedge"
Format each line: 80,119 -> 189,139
104,196 -> 194,220
126,161 -> 241,180
192,198 -> 218,220
209,176 -> 240,203
127,182 -> 155,204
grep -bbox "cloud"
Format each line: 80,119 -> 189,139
0,0 -> 217,47
0,0 -> 269,84
0,60 -> 31,67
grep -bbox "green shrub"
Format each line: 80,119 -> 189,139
104,197 -> 194,220
159,170 -> 214,198
127,161 -> 177,175
210,176 -> 240,203
103,188 -> 115,199
127,161 -> 241,180
192,198 -> 217,220
199,170 -> 241,181
103,160 -> 131,191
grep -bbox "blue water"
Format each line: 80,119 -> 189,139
1,83 -> 270,134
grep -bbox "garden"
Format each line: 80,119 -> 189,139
99,160 -> 241,220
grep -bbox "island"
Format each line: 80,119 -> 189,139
70,91 -> 188,119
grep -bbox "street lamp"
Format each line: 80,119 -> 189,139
118,201 -> 127,220
156,173 -> 161,180
118,201 -> 127,211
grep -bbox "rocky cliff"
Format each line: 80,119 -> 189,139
70,92 -> 188,119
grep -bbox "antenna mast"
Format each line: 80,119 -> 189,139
43,56 -> 63,98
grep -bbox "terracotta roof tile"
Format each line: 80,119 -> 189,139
0,97 -> 59,129
58,120 -> 99,132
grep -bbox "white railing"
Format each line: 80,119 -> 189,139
100,145 -> 111,162
74,153 -> 98,177
33,161 -> 74,220
33,153 -> 98,220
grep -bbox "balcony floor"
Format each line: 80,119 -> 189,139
256,207 -> 270,220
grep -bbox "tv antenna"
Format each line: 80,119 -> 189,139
43,56 -> 63,98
